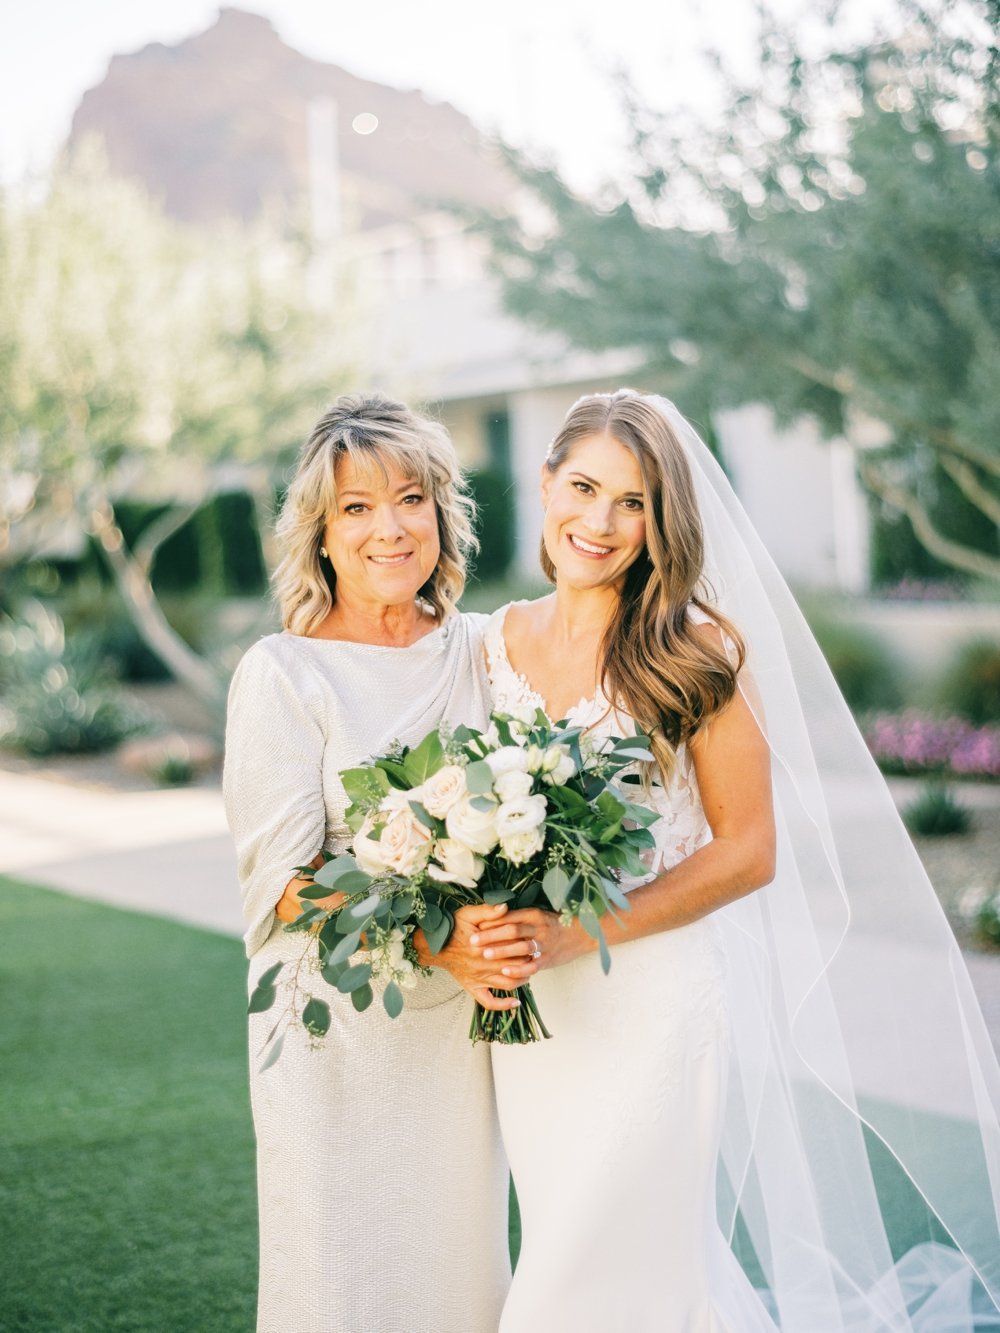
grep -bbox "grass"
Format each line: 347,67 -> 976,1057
0,879 -> 257,1332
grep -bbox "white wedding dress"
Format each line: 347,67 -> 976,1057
485,603 -> 777,1333
224,614 -> 509,1333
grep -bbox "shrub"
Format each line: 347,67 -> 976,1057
938,640 -> 1000,726
808,617 -> 901,711
863,710 -> 1000,781
974,894 -> 1000,948
902,783 -> 972,837
0,602 -> 149,756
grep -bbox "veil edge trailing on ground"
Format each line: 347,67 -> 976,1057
649,393 -> 1000,1331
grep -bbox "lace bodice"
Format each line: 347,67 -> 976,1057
483,604 -> 711,877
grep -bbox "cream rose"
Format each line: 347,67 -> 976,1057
494,768 -> 534,803
419,764 -> 468,818
353,812 -> 391,876
495,793 -> 548,838
445,794 -> 500,855
427,837 -> 485,888
377,809 -> 433,876
500,827 -> 545,865
486,745 -> 531,779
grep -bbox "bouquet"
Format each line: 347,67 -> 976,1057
249,708 -> 657,1060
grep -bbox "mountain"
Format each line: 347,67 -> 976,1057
68,7 -> 510,229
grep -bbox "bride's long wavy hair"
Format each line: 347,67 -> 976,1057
273,392 -> 476,635
541,389 -> 746,781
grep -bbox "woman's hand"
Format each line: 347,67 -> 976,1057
274,857 -> 345,925
413,903 -> 541,1012
470,907 -> 595,974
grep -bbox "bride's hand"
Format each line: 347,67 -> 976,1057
470,907 -> 594,973
413,903 -> 540,1012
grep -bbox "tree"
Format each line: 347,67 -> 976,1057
481,0 -> 1000,581
0,144 -> 353,705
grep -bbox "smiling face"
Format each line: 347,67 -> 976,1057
322,452 -> 441,611
540,432 -> 648,590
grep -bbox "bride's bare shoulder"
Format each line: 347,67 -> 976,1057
504,595 -> 552,647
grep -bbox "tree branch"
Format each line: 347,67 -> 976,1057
858,458 -> 1000,583
132,502 -> 204,578
938,455 -> 1000,528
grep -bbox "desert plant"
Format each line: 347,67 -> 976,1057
938,640 -> 1000,727
902,783 -> 972,838
0,602 -> 149,756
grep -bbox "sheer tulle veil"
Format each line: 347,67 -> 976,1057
645,394 -> 1000,1329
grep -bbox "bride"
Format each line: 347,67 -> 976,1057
472,389 -> 1000,1331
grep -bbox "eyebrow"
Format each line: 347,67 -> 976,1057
568,470 -> 643,499
339,480 -> 423,499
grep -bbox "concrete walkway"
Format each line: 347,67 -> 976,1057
3,767 -> 1000,1058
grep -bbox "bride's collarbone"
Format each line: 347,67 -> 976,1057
504,625 -> 600,720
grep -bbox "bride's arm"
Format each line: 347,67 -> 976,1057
471,687 -> 776,971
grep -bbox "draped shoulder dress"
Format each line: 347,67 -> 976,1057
224,613 -> 510,1333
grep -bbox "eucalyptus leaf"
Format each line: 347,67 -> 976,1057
408,800 -> 437,831
248,984 -> 276,1014
330,929 -> 363,965
391,892 -> 415,922
314,853 -> 360,889
337,872 -> 375,896
284,905 -> 323,932
483,887 -> 513,905
257,962 -> 284,990
336,962 -> 374,993
383,980 -> 404,1019
347,892 -> 381,919
470,795 -> 497,813
302,997 -> 331,1037
423,907 -> 453,955
578,903 -> 601,940
298,881 -> 338,900
542,865 -> 571,910
351,982 -> 374,1012
320,957 -> 348,987
450,724 -> 476,745
598,928 -> 612,975
421,901 -> 444,932
259,1032 -> 285,1072
464,760 -> 495,794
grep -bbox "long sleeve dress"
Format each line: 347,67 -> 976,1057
223,615 -> 510,1333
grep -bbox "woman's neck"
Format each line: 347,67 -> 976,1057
313,597 -> 435,646
544,581 -> 620,647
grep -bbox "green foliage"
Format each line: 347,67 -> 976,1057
480,1 -> 1000,582
974,893 -> 1000,947
903,782 -> 973,836
468,467 -> 516,582
0,601 -> 149,755
938,639 -> 1000,724
807,614 -> 901,711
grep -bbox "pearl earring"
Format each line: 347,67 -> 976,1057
320,546 -> 329,558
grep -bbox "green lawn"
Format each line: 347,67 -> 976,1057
0,879 -> 257,1332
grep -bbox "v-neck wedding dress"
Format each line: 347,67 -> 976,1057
484,603 -> 777,1333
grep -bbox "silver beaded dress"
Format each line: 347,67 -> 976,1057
223,614 -> 509,1333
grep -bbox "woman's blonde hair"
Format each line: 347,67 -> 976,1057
273,392 -> 476,635
542,389 -> 746,780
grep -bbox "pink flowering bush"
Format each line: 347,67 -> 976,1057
863,711 -> 1000,781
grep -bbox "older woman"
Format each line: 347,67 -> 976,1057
223,393 -> 514,1333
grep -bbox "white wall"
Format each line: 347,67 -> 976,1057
715,404 -> 870,592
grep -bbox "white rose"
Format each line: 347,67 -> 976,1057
541,745 -> 576,787
380,785 -> 418,816
419,764 -> 468,818
486,745 -> 531,779
353,812 -> 390,875
495,793 -> 548,838
494,768 -> 535,803
500,827 -> 545,865
378,810 -> 433,877
445,794 -> 500,855
427,837 -> 485,888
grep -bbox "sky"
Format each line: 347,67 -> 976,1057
0,0 -> 904,192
